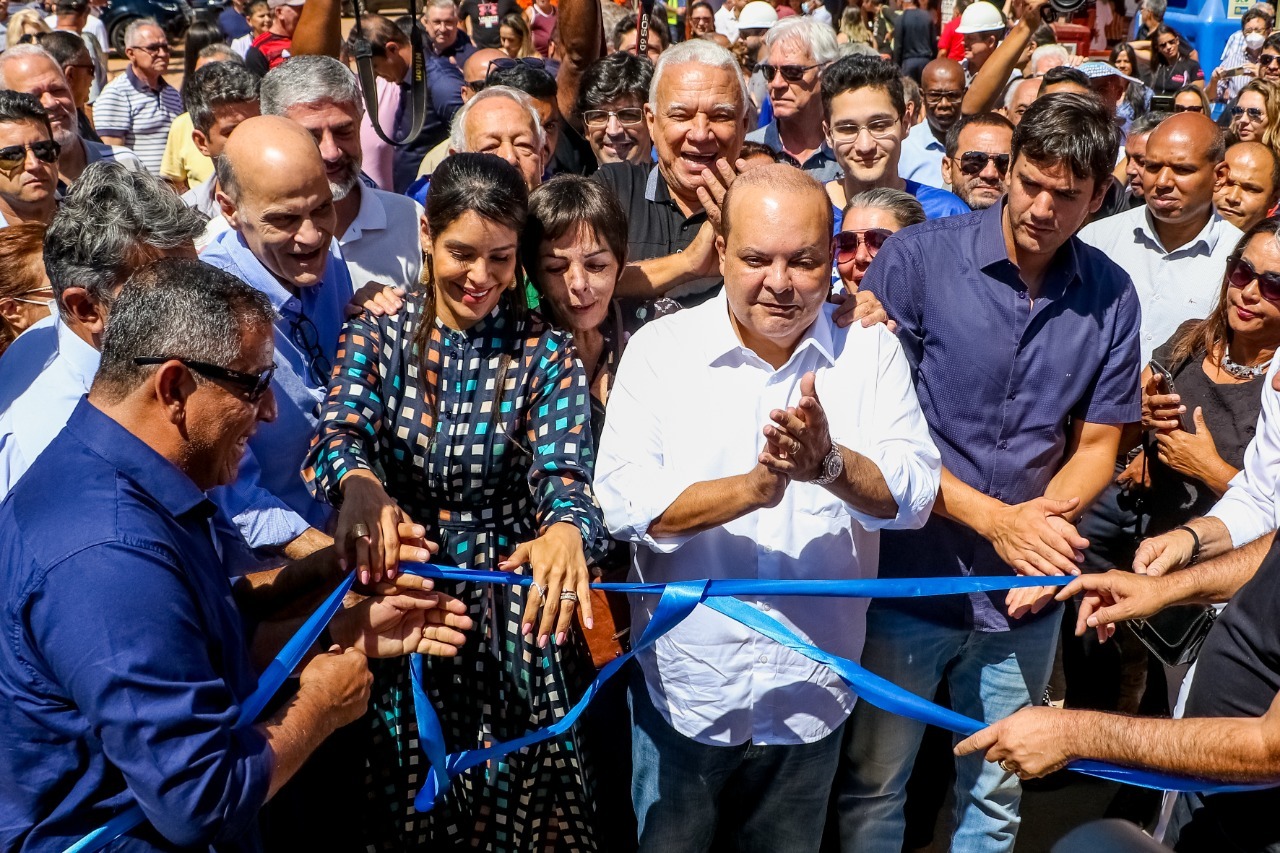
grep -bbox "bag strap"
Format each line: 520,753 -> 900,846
636,0 -> 655,56
349,0 -> 430,147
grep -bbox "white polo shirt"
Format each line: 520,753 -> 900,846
337,185 -> 424,290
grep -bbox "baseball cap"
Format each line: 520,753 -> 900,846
1078,60 -> 1143,85
737,1 -> 779,31
955,1 -> 1005,34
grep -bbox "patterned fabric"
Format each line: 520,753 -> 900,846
304,291 -> 604,851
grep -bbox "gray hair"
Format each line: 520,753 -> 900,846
197,43 -> 241,63
1145,0 -> 1167,19
449,84 -> 545,152
124,17 -> 162,49
764,16 -> 841,65
841,41 -> 880,57
649,39 -> 749,113
1028,44 -> 1070,73
1003,75 -> 1039,110
844,187 -> 926,230
44,162 -> 207,308
260,54 -> 363,119
1128,110 -> 1168,139
422,0 -> 458,13
93,258 -> 277,402
0,44 -> 62,88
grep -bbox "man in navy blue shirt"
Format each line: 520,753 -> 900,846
819,55 -> 970,233
0,259 -> 469,851
835,93 -> 1142,853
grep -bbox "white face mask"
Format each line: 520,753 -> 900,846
1247,32 -> 1266,50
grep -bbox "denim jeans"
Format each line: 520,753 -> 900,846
834,602 -> 1061,853
629,666 -> 844,853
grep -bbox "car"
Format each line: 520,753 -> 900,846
102,0 -> 192,54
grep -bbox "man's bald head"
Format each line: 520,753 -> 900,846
1142,111 -> 1225,229
217,114 -> 328,205
921,58 -> 966,134
722,163 -> 832,246
922,58 -> 964,90
1148,111 -> 1226,165
462,48 -> 507,93
216,115 -> 336,289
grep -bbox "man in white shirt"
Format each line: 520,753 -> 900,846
259,55 -> 423,290
594,163 -> 940,852
1079,112 -> 1242,364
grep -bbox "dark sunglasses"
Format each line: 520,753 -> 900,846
485,56 -> 547,80
922,89 -> 964,105
1233,105 -> 1266,121
959,150 -> 1010,176
1173,103 -> 1204,113
1261,53 -> 1280,67
758,62 -> 821,83
1227,256 -> 1280,302
834,228 -> 892,263
0,139 -> 60,170
465,78 -> 487,92
133,357 -> 276,401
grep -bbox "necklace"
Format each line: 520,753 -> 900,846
1222,344 -> 1272,379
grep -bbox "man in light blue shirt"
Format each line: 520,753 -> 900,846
201,115 -> 354,537
897,58 -> 966,189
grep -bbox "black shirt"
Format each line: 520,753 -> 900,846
895,7 -> 936,63
459,0 -> 518,48
1179,536 -> 1280,852
593,161 -> 722,331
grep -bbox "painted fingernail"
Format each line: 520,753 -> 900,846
522,622 -> 532,636
556,632 -> 566,646
538,634 -> 549,649
586,617 -> 594,630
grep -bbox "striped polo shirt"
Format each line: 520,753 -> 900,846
91,67 -> 183,177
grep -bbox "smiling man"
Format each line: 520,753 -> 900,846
203,115 -> 354,535
595,163 -> 939,853
576,51 -> 655,166
1214,140 -> 1280,232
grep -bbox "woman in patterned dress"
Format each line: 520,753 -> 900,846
303,153 -> 604,851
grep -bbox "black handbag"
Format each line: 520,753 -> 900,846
1128,604 -> 1218,668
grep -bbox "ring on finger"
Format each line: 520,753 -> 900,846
998,760 -> 1014,773
351,522 -> 370,539
531,581 -> 546,600
560,590 -> 578,603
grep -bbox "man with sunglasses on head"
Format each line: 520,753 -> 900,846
744,17 -> 841,183
0,91 -> 59,228
898,57 -> 967,189
941,111 -> 1013,210
92,18 -> 183,177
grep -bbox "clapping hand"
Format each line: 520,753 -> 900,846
759,372 -> 832,483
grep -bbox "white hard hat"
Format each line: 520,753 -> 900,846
955,1 -> 1005,34
737,1 -> 779,30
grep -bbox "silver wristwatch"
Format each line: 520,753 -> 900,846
813,443 -> 844,486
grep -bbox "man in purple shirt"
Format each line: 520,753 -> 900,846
834,93 -> 1142,853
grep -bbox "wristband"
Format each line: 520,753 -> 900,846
1174,524 -> 1201,566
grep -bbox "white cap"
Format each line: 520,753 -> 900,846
955,1 -> 1005,34
737,1 -> 779,31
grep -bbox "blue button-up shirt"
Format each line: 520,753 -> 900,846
0,399 -> 272,852
745,118 -> 843,184
861,202 -> 1142,631
202,229 -> 352,538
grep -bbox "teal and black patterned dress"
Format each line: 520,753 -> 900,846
304,292 -> 603,851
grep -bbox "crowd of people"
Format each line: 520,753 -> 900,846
3,0 -> 1280,850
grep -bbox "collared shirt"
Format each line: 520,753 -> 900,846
595,293 -> 940,746
1215,29 -> 1254,102
91,66 -> 184,176
182,174 -> 221,219
861,202 -> 1142,632
897,118 -> 948,189
1207,356 -> 1280,547
202,228 -> 353,537
161,111 -> 213,186
1079,206 -> 1242,363
339,185 -> 424,290
0,399 -> 271,853
714,5 -> 738,40
745,118 -> 842,183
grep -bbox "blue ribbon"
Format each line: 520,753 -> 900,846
64,572 -> 357,853
402,562 -> 1269,811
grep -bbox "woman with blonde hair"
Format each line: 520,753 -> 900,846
7,10 -> 50,49
499,12 -> 536,59
1231,79 -> 1280,157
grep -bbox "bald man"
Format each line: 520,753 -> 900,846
1215,141 -> 1280,232
899,58 -> 967,188
594,163 -> 939,851
202,115 -> 354,536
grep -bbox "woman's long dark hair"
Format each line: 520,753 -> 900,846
1169,218 -> 1280,369
182,20 -> 227,81
1149,24 -> 1184,73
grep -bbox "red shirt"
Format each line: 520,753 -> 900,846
938,15 -> 964,61
250,31 -> 291,69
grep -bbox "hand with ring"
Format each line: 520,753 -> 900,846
336,469 -> 438,586
499,521 -> 594,649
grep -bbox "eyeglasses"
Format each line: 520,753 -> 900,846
133,357 -> 277,401
922,89 -> 965,106
834,228 -> 892,263
289,312 -> 332,387
485,56 -> 547,80
465,78 -> 487,92
958,150 -> 1010,176
1228,255 -> 1280,302
132,42 -> 171,54
828,116 -> 900,141
1261,53 -> 1280,67
0,140 -> 60,170
12,287 -> 53,306
1173,103 -> 1204,113
758,62 -> 822,83
583,107 -> 645,127
1233,105 -> 1266,121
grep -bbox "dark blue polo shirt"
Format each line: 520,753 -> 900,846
391,31 -> 477,193
0,399 -> 271,851
861,201 -> 1142,632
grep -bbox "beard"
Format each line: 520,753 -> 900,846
328,158 -> 361,201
